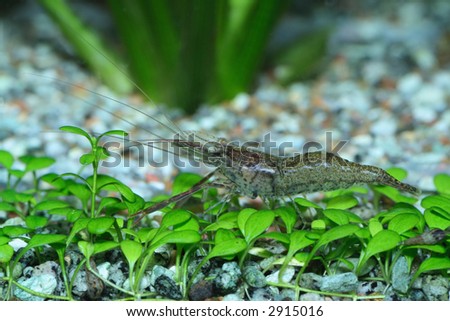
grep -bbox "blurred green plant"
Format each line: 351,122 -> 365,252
38,0 -> 329,113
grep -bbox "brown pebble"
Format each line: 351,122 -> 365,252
188,280 -> 214,301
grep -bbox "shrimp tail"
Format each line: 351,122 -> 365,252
369,166 -> 421,195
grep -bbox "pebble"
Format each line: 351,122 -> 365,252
14,274 -> 57,301
189,280 -> 214,301
299,273 -> 322,289
421,275 -> 449,301
319,272 -> 358,293
357,281 -> 385,296
106,261 -> 126,288
250,288 -> 278,301
243,265 -> 266,288
14,261 -> 60,301
212,262 -> 242,295
153,274 -> 182,300
123,274 -> 151,292
299,293 -> 324,301
266,266 -> 295,284
391,256 -> 410,293
149,265 -> 175,287
277,289 -> 296,301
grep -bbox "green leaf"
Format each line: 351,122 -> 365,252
98,197 -> 121,213
172,173 -> 204,196
150,230 -> 201,251
137,228 -> 158,243
326,195 -> 358,210
120,240 -> 143,269
240,210 -> 275,244
387,167 -> 408,181
93,175 -> 135,202
311,219 -> 326,230
78,240 -> 94,259
276,207 -> 297,233
362,230 -> 400,264
40,173 -> 67,189
404,244 -> 446,253
60,126 -> 92,142
79,152 -> 95,165
124,194 -> 145,215
68,183 -> 92,203
9,169 -> 25,178
94,240 -> 119,254
262,231 -> 290,244
174,216 -> 199,232
14,192 -> 35,203
27,234 -> 66,248
207,238 -> 247,259
388,213 -> 420,235
237,208 -> 257,233
87,217 -> 116,235
413,257 -> 450,282
424,207 -> 450,230
314,224 -> 360,250
295,197 -> 322,209
421,195 -> 450,213
0,244 -> 14,263
0,189 -> 18,202
98,129 -> 128,140
19,155 -> 55,172
160,209 -> 192,230
434,173 -> 450,196
288,230 -> 315,255
214,229 -> 237,244
0,202 -> 19,213
324,209 -> 350,225
48,207 -> 84,221
35,200 -> 70,211
67,218 -> 90,245
2,226 -> 31,237
0,236 -> 10,246
0,150 -> 14,169
368,219 -> 383,237
203,220 -> 237,232
25,216 -> 49,229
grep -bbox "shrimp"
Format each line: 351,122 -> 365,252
129,133 -> 419,224
166,135 -> 420,199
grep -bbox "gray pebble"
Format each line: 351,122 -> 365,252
392,256 -> 410,293
14,274 -> 57,301
422,275 -> 449,301
154,275 -> 182,300
277,289 -> 296,301
213,262 -> 242,295
149,265 -> 175,287
299,273 -> 322,290
299,292 -> 324,301
266,266 -> 295,284
243,265 -> 266,288
320,272 -> 358,293
250,287 -> 278,301
223,293 -> 244,301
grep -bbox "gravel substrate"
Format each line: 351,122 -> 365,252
1,1 -> 449,301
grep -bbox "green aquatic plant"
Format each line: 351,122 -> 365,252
0,130 -> 449,300
38,0 -> 328,113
